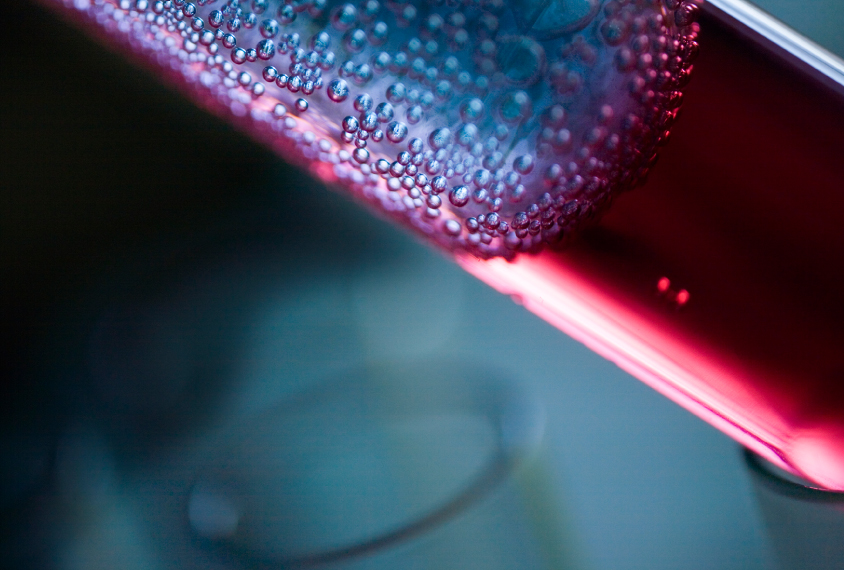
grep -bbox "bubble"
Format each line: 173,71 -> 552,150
366,52 -> 387,73
344,28 -> 367,53
385,121 -> 408,143
222,33 -> 237,49
251,0 -> 268,14
443,219 -> 461,236
360,0 -> 380,21
431,176 -> 447,194
375,102 -> 394,123
406,105 -> 423,125
331,3 -> 357,31
295,98 -> 309,112
309,0 -> 327,17
545,164 -> 563,182
456,124 -> 478,147
470,169 -> 489,188
262,65 -> 277,82
353,147 -> 370,163
279,4 -> 296,24
231,47 -> 247,64
226,17 -> 241,33
260,18 -> 278,38
342,115 -> 359,133
424,128 -> 450,151
442,56 -> 460,77
408,138 -> 423,154
449,185 -> 469,207
553,129 -> 572,149
459,99 -> 484,123
390,52 -> 409,74
426,194 -> 442,209
419,91 -> 435,109
311,31 -> 331,52
601,18 -> 629,46
371,21 -> 389,45
484,212 -> 500,230
513,155 -> 534,175
674,4 -> 700,27
354,93 -> 373,113
512,212 -> 529,229
360,112 -> 378,132
354,64 -> 373,84
256,39 -> 275,60
499,91 -> 532,123
327,78 -> 349,102
400,4 -> 417,23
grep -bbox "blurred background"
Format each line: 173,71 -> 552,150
741,0 -> 844,58
3,1 -> 841,569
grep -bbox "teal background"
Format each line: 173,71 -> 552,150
749,0 -> 844,57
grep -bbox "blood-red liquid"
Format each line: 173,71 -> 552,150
461,16 -> 844,490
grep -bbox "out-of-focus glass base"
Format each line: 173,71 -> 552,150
744,449 -> 844,570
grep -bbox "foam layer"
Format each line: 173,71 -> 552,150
46,0 -> 700,258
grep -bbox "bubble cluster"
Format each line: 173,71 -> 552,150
54,0 -> 699,258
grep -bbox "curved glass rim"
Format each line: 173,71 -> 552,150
189,361 -> 545,568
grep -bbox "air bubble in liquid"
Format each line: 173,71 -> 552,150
68,0 -> 700,259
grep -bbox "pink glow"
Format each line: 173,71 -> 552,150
458,18 -> 844,489
459,254 -> 795,473
40,0 -> 844,490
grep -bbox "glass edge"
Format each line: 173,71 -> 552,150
704,0 -> 844,97
743,448 -> 844,503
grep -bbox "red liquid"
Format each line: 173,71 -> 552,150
40,0 -> 844,489
460,17 -> 844,489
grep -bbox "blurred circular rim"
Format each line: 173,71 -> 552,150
189,360 -> 545,568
